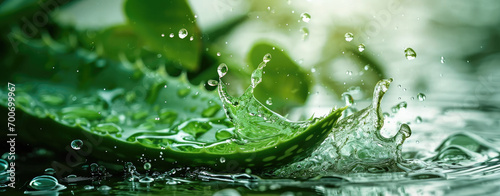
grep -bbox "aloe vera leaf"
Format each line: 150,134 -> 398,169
1,33 -> 345,172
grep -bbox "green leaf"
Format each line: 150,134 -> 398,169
248,43 -> 312,112
93,25 -> 144,61
124,0 -> 201,71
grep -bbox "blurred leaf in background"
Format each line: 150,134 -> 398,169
124,0 -> 201,71
248,43 -> 312,112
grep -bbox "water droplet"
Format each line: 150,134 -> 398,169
144,162 -> 151,170
44,168 -> 55,175
207,79 -> 219,86
84,185 -> 94,190
415,116 -> 422,123
404,48 -> 416,60
217,52 -> 221,56
97,185 -> 111,191
178,28 -> 188,39
440,56 -> 445,64
169,33 -> 174,38
94,123 -> 121,134
391,101 -> 408,113
217,63 -> 228,78
300,27 -> 309,40
90,163 -> 99,172
71,139 -> 83,150
263,53 -> 272,63
216,130 -> 233,140
220,157 -> 226,163
202,104 -> 222,117
346,71 -> 353,75
342,93 -> 354,106
266,97 -> 273,105
189,36 -> 194,41
0,159 -> 8,171
300,12 -> 311,22
358,44 -> 365,52
417,93 -> 426,101
139,176 -> 154,183
29,175 -> 59,190
311,67 -> 316,72
344,32 -> 354,42
161,34 -> 165,37
364,65 -> 370,70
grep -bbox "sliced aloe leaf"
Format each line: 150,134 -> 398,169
1,32 -> 344,172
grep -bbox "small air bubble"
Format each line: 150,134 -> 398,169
220,157 -> 226,163
169,33 -> 174,38
440,56 -> 445,64
216,52 -> 221,56
345,32 -> 354,42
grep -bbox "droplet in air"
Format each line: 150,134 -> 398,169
345,32 -> 354,42
300,27 -> 309,40
178,28 -> 188,39
263,53 -> 272,63
417,93 -> 426,101
358,44 -> 365,52
266,97 -> 273,105
207,79 -> 219,86
440,56 -> 445,64
404,48 -> 416,60
342,93 -> 354,106
143,162 -> 151,170
217,63 -> 228,78
300,12 -> 311,23
220,157 -> 226,163
71,139 -> 83,150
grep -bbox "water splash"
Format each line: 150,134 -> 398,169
217,56 -> 310,141
275,79 -> 413,176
